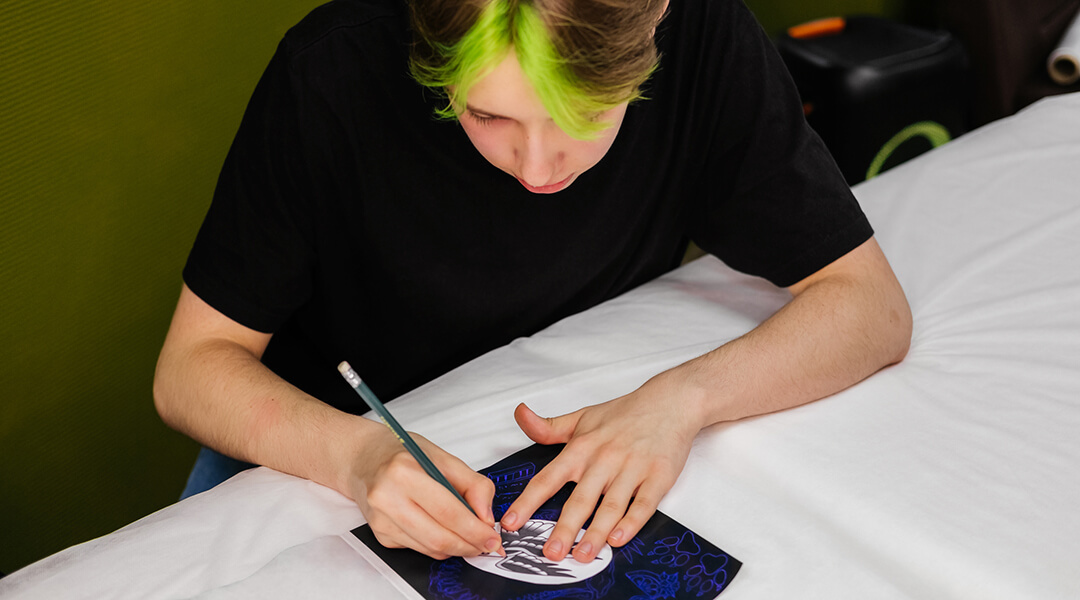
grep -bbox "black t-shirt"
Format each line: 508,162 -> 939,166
183,0 -> 872,412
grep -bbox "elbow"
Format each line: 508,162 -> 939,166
886,294 -> 913,365
152,354 -> 181,431
891,318 -> 912,365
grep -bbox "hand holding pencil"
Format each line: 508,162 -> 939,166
338,362 -> 505,560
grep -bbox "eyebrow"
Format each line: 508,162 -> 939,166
464,104 -> 512,119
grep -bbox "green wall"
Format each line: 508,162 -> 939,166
0,0 -> 325,574
0,0 -> 915,577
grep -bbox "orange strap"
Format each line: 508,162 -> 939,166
787,17 -> 846,39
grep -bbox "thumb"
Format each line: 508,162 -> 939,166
514,403 -> 579,445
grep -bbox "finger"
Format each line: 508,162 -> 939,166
372,447 -> 502,556
371,519 -> 452,561
413,461 -> 503,555
412,436 -> 500,532
386,496 -> 483,556
572,473 -> 639,561
500,454 -> 579,532
367,495 -> 478,560
514,403 -> 580,446
436,452 -> 498,526
461,475 -> 497,526
608,477 -> 670,547
545,470 -> 612,561
455,470 -> 505,556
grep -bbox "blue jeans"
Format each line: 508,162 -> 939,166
180,447 -> 256,500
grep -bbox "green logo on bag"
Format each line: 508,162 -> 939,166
867,121 -> 952,180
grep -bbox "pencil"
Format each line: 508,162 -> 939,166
337,361 -> 476,516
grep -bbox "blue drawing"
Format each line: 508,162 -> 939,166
648,532 -> 701,568
429,560 -> 488,600
618,537 -> 646,565
684,553 -> 730,598
488,463 -> 536,520
531,508 -> 562,522
508,560 -> 616,600
625,569 -> 679,600
644,532 -> 731,597
389,445 -> 741,600
507,588 -> 598,600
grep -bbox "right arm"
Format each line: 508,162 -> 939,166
153,284 -> 502,559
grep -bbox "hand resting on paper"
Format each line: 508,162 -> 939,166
500,370 -> 702,563
490,238 -> 913,563
346,426 -> 505,560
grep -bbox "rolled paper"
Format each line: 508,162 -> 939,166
1048,8 -> 1080,86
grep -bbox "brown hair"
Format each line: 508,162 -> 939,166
408,0 -> 668,136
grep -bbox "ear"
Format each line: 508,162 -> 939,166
653,0 -> 671,36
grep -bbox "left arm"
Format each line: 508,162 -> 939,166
502,236 -> 912,561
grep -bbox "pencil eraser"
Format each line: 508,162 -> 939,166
338,361 -> 351,374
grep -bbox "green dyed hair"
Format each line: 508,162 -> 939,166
409,0 -> 663,140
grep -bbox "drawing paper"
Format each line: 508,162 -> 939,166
342,443 -> 742,599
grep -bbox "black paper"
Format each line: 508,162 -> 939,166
350,443 -> 742,599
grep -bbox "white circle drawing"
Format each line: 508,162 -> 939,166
463,519 -> 612,585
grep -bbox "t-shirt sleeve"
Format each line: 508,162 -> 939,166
183,40 -> 318,333
687,0 -> 873,288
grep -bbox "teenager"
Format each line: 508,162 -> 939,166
155,0 -> 911,563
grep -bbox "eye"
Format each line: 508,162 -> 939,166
467,110 -> 501,126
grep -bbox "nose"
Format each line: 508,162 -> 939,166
516,126 -> 562,187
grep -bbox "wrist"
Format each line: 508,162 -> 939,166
330,415 -> 396,501
325,414 -> 375,496
660,352 -> 736,430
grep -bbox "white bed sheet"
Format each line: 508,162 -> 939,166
3,92 -> 1078,600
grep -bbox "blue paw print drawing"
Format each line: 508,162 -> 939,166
685,552 -> 730,597
646,531 -> 730,597
647,531 -> 700,568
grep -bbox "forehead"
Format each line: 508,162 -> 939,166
466,49 -> 551,121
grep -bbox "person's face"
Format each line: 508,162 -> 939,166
457,48 -> 628,194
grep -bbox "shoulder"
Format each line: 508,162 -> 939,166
260,0 -> 414,104
278,0 -> 409,63
659,0 -> 764,53
651,0 -> 773,110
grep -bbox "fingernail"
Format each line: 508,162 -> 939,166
576,542 -> 592,559
485,538 -> 500,553
547,539 -> 563,557
502,512 -> 517,528
609,529 -> 623,544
